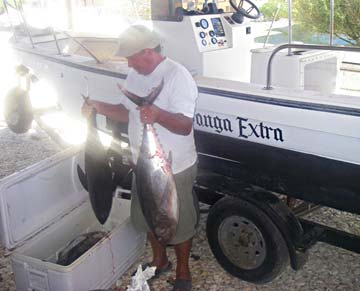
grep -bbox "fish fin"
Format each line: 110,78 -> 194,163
168,151 -> 173,166
77,164 -> 88,191
121,88 -> 144,106
146,79 -> 164,105
121,79 -> 164,106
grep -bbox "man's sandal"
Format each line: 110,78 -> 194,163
131,261 -> 172,279
172,279 -> 192,291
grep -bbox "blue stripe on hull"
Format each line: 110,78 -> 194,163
198,87 -> 360,117
15,47 -> 360,117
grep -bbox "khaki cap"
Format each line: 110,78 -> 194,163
116,25 -> 161,58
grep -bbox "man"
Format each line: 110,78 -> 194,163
82,25 -> 199,291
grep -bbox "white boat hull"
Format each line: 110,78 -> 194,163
11,38 -> 360,214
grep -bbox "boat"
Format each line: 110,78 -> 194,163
2,0 -> 360,285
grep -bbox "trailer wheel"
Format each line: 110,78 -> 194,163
4,87 -> 33,134
206,196 -> 289,284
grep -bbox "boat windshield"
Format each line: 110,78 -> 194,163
151,0 -> 231,21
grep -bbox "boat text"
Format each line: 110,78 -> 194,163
194,113 -> 284,142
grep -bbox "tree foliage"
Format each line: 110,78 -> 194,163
260,0 -> 359,46
294,0 -> 359,45
260,0 -> 288,21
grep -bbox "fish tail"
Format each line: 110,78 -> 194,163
145,79 -> 164,105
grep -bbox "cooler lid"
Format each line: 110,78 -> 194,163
0,146 -> 87,250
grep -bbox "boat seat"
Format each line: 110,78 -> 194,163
14,24 -> 53,37
68,38 -> 119,61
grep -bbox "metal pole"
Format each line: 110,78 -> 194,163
329,0 -> 334,46
52,28 -> 62,55
2,0 -> 17,41
130,0 -> 140,21
16,0 -> 35,48
287,0 -> 293,55
13,0 -> 23,26
65,0 -> 73,30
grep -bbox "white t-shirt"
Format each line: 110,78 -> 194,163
121,58 -> 198,174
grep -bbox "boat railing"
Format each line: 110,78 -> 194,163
2,0 -> 102,64
55,30 -> 102,64
3,0 -> 35,48
265,44 -> 360,90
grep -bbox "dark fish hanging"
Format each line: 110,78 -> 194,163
120,80 -> 179,245
78,109 -> 116,225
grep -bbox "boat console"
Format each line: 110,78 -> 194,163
152,1 -> 255,82
188,14 -> 232,52
155,13 -> 254,82
152,0 -> 341,92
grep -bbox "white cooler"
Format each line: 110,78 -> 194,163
0,146 -> 146,291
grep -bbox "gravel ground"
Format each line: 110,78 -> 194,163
0,122 -> 359,291
117,210 -> 360,291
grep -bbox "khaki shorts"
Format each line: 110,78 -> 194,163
130,162 -> 199,245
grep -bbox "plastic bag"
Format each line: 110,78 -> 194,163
125,264 -> 156,291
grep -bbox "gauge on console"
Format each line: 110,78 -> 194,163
199,19 -> 209,29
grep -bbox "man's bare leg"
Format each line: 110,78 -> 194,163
174,239 -> 192,281
148,232 -> 169,268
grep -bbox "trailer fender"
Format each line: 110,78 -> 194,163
237,189 -> 307,271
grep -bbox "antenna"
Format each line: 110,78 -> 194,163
263,3 -> 281,48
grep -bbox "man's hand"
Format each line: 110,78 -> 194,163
139,105 -> 193,135
139,105 -> 161,124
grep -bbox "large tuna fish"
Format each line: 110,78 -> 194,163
120,80 -> 179,245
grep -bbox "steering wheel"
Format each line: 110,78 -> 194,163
229,0 -> 260,23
